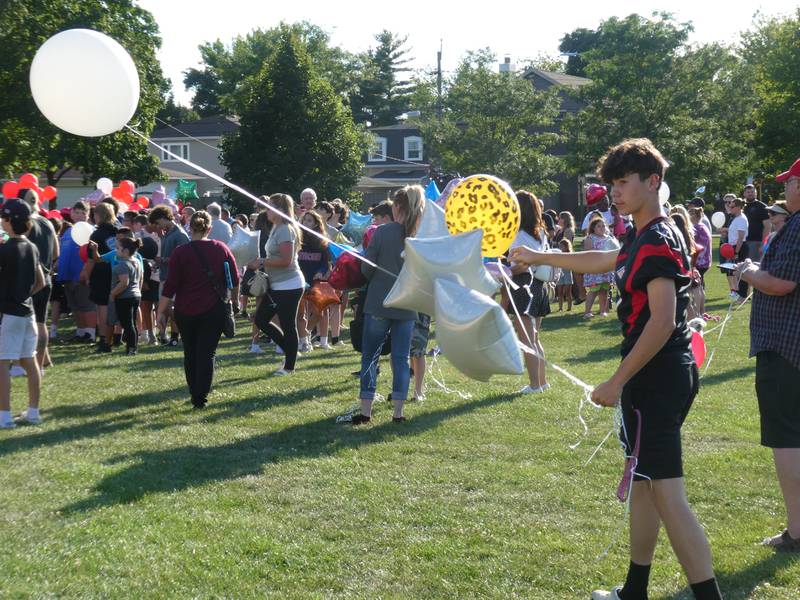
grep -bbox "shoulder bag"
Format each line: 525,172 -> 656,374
190,242 -> 236,338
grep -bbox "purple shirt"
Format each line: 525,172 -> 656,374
693,222 -> 712,269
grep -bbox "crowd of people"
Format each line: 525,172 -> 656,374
0,141 -> 798,599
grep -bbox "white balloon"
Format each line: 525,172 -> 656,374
383,229 -> 499,315
711,211 -> 726,229
96,177 -> 113,194
30,29 -> 140,137
658,181 -> 671,205
434,278 -> 524,381
416,200 -> 449,239
229,224 -> 260,267
70,221 -> 95,246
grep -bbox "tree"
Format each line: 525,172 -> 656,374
561,13 -> 755,200
350,31 -> 414,125
558,28 -> 601,77
741,10 -> 800,177
184,22 -> 360,117
220,28 -> 367,214
156,88 -> 200,126
418,50 -> 563,196
0,0 -> 166,186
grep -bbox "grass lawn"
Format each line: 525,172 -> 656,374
1,267 -> 798,599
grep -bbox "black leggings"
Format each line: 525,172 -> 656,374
255,288 -> 303,371
114,297 -> 140,351
175,303 -> 225,405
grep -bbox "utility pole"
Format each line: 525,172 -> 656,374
436,40 -> 443,120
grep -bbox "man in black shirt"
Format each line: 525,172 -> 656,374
0,199 -> 45,429
743,184 -> 771,260
511,139 -> 723,600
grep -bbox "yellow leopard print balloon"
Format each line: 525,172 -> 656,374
444,174 -> 520,257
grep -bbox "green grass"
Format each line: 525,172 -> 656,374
1,268 -> 798,599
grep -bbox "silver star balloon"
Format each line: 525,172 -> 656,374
416,200 -> 449,239
383,229 -> 499,315
434,278 -> 524,381
228,224 -> 260,268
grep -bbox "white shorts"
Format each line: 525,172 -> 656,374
0,313 -> 38,361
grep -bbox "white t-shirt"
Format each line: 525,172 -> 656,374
728,215 -> 749,246
509,229 -> 547,252
581,210 -> 613,232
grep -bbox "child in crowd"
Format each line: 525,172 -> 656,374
110,237 -> 143,355
297,211 -> 332,352
556,238 -> 574,311
583,217 -> 619,318
410,313 -> 431,401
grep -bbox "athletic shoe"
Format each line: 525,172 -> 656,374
275,346 -> 284,355
299,340 -> 313,353
316,342 -> 330,350
14,410 -> 42,426
519,383 -> 550,394
249,343 -> 265,354
412,392 -> 426,402
9,366 -> 25,377
273,368 -> 292,376
762,529 -> 800,552
0,420 -> 15,429
591,588 -> 622,600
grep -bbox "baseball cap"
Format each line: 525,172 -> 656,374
585,183 -> 607,206
776,158 -> 800,183
767,202 -> 789,216
688,197 -> 705,207
0,198 -> 33,222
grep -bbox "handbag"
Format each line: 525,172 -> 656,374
305,280 -> 341,312
190,242 -> 236,338
248,270 -> 270,297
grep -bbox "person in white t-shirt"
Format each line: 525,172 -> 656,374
726,198 -> 749,298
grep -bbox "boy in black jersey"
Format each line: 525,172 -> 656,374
511,139 -> 722,600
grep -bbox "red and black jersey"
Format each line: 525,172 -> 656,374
614,216 -> 693,360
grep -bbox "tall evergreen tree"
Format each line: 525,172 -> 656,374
221,28 -> 367,213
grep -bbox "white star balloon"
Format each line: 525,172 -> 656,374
383,229 -> 499,315
434,278 -> 524,381
416,200 -> 449,239
228,224 -> 260,267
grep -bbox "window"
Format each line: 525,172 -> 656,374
368,137 -> 387,162
404,136 -> 423,161
161,143 -> 190,162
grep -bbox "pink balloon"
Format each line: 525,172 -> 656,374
691,331 -> 706,367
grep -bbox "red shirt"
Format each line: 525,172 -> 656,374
162,239 -> 240,316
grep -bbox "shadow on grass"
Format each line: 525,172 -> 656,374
60,392 -> 515,514
699,366 -> 753,387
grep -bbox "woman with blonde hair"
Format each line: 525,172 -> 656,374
350,185 -> 424,425
248,193 -> 305,375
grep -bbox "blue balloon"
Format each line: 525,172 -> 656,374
342,212 -> 372,244
329,241 -> 357,261
425,180 -> 441,201
695,186 -> 706,195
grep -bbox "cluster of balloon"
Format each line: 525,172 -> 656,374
384,197 -> 524,381
342,212 -> 372,245
175,179 -> 199,201
1,175 -> 57,204
228,224 -> 260,267
444,174 -> 521,258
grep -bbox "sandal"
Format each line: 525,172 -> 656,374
350,414 -> 371,426
762,529 -> 800,552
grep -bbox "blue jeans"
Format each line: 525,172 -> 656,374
359,314 -> 415,401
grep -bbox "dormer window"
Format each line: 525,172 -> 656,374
404,136 -> 423,161
368,137 -> 387,162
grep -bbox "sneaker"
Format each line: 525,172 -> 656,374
317,342 -> 330,350
591,588 -> 622,600
0,420 -> 15,429
249,343 -> 265,354
729,291 -> 741,301
299,341 -> 313,353
350,414 -> 371,425
762,529 -> 800,552
273,368 -> 292,376
9,366 -> 25,377
95,342 -> 111,354
275,346 -> 284,355
412,392 -> 426,402
14,410 -> 42,426
519,383 -> 550,394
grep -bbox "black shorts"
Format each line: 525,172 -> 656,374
89,268 -> 112,307
141,279 -> 160,303
32,284 -> 52,324
620,357 -> 699,481
756,351 -> 800,448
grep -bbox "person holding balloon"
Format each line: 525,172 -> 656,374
725,198 -> 749,301
296,210 -> 333,353
511,138 -> 723,600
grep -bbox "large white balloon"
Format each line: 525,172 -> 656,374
30,29 -> 140,137
658,181 -> 671,205
711,211 -> 726,229
70,221 -> 95,246
434,278 -> 524,381
416,200 -> 449,239
96,177 -> 113,195
383,229 -> 499,315
229,224 -> 260,267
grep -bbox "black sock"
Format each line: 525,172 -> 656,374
690,578 -> 722,600
113,333 -> 122,346
332,336 -> 339,345
619,561 -> 651,600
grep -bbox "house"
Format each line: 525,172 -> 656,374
358,123 -> 429,206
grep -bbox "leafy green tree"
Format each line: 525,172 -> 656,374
0,0 -> 166,185
558,28 -> 601,77
741,10 -> 800,177
350,31 -> 414,125
562,13 -> 754,200
184,22 -> 359,117
221,28 -> 367,213
418,50 -> 563,196
156,88 -> 200,126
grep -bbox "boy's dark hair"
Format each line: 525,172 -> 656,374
317,201 -> 333,216
598,138 -> 668,185
117,237 -> 142,255
6,218 -> 31,235
123,211 -> 138,221
148,205 -> 174,224
134,214 -> 149,227
100,197 -> 120,216
369,200 -> 393,219
72,201 -> 88,212
117,227 -> 134,239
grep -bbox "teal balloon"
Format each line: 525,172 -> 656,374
425,180 -> 441,201
175,179 -> 198,201
342,212 -> 372,244
329,241 -> 357,261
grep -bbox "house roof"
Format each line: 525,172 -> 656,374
369,169 -> 429,181
152,115 -> 240,139
369,123 -> 422,132
158,166 -> 205,181
522,68 -> 592,89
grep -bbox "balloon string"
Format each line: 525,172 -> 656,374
126,126 -> 398,280
428,351 -> 473,400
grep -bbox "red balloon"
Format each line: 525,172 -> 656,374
79,244 -> 90,263
47,209 -> 63,220
119,180 -> 135,194
19,173 -> 38,188
2,181 -> 19,199
42,185 -> 57,201
586,183 -> 607,206
122,191 -> 134,205
691,331 -> 706,367
111,187 -> 124,200
129,203 -> 142,211
137,196 -> 150,208
33,187 -> 45,203
720,243 -> 735,260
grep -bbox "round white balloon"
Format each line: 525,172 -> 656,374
658,181 -> 671,205
71,221 -> 95,246
30,29 -> 140,137
711,211 -> 726,229
96,177 -> 113,194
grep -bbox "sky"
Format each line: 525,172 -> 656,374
137,0 -> 798,106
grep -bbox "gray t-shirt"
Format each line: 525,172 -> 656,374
27,214 -> 57,283
112,258 -> 142,299
209,218 -> 232,245
160,224 -> 190,281
265,223 -> 303,287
